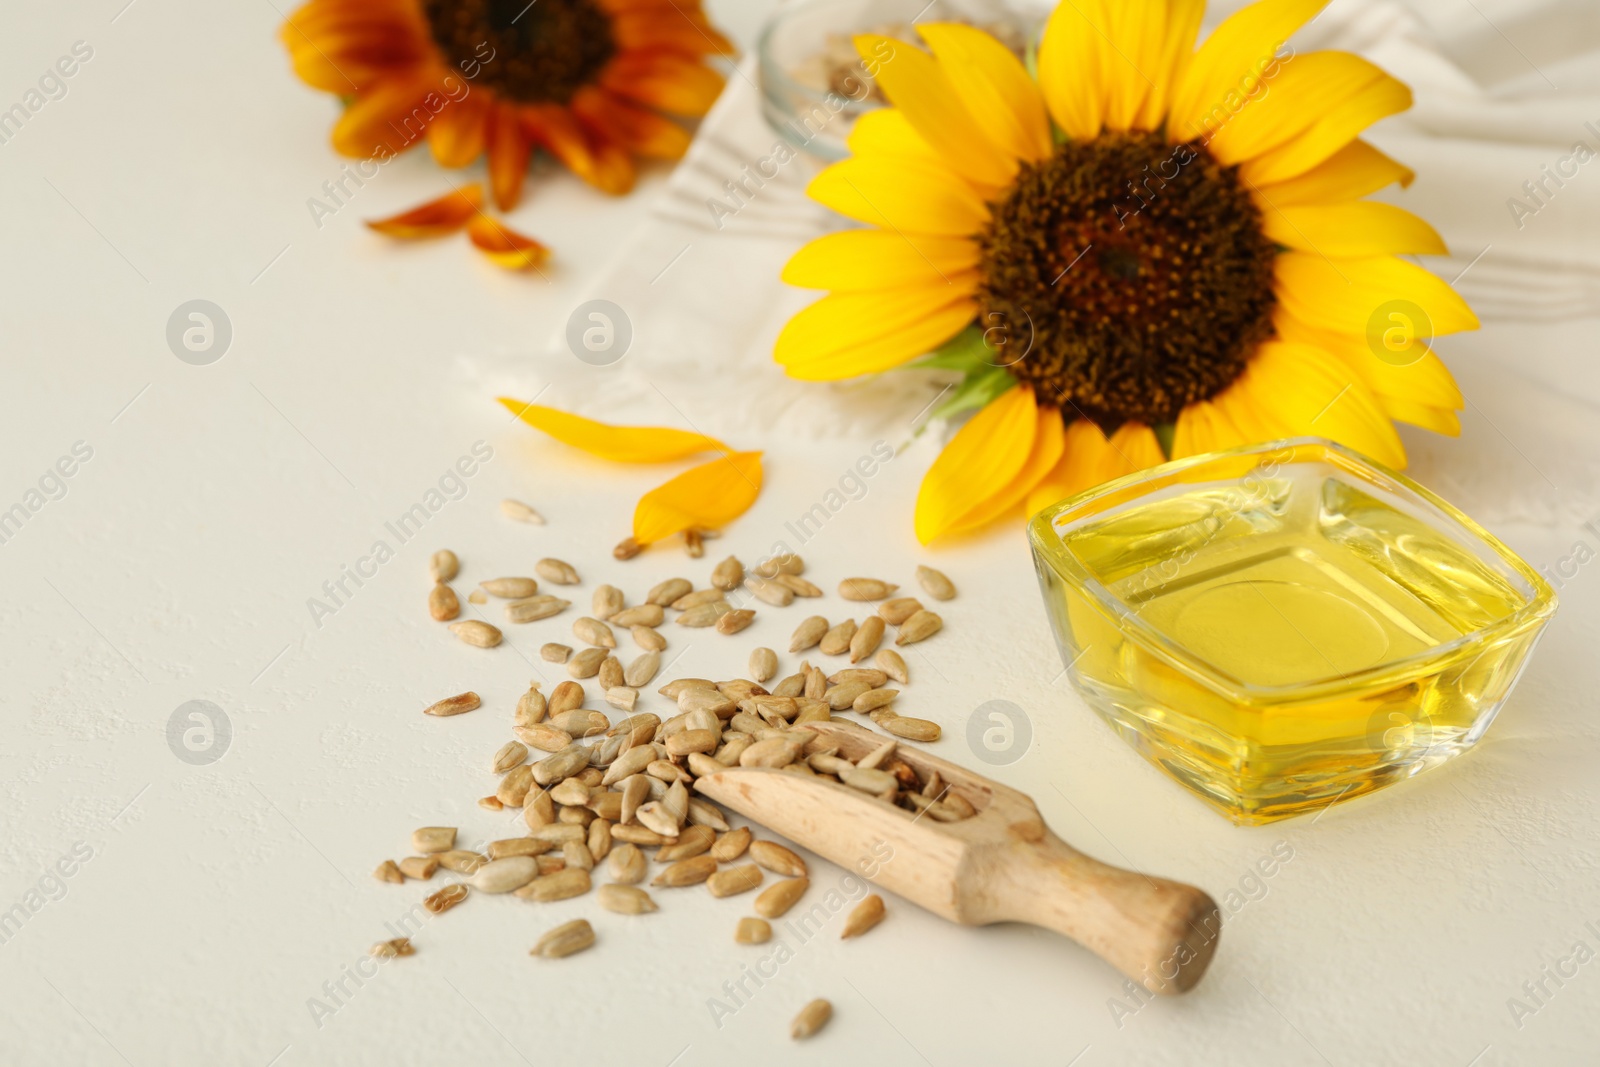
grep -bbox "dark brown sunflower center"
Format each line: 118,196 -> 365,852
422,0 -> 615,105
978,131 -> 1278,427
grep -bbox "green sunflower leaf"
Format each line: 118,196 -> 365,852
925,365 -> 1018,428
907,325 -> 1000,373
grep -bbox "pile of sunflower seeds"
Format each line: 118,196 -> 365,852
379,521 -> 963,1040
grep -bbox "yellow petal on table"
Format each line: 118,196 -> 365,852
1274,252 -> 1479,337
633,451 -> 764,544
365,184 -> 483,239
917,23 -> 1052,163
1167,0 -> 1327,142
1238,75 -> 1413,186
915,385 -> 1037,544
1215,341 -> 1406,468
466,216 -> 550,271
1274,308 -> 1464,411
778,291 -> 978,381
807,157 -> 990,237
1204,52 -> 1386,167
782,231 -> 981,291
1036,0 -> 1106,140
1135,0 -> 1206,131
948,402 -> 1065,535
1171,399 -> 1248,459
853,34 -> 1015,188
1259,200 -> 1446,256
1251,139 -> 1413,205
497,400 -> 729,462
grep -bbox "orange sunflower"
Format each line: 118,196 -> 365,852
281,0 -> 733,208
775,0 -> 1477,544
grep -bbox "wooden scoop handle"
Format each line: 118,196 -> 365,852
977,830 -> 1221,995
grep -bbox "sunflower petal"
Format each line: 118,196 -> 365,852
807,157 -> 989,236
1214,341 -> 1406,468
1274,253 -> 1479,337
781,231 -> 981,291
571,87 -> 691,159
914,385 -> 1035,543
948,402 -> 1065,534
853,34 -> 1015,187
424,90 -> 491,167
846,109 -> 947,169
467,216 -> 550,271
1259,200 -> 1447,256
1254,139 -> 1414,204
776,288 -> 979,380
1274,309 -> 1463,410
1375,397 -> 1460,435
331,73 -> 435,156
365,184 -> 482,238
1171,400 -> 1248,459
486,102 -> 531,210
1037,0 -> 1106,139
1023,418 -> 1149,516
916,23 -> 1052,162
601,50 -> 726,116
633,451 -> 764,543
1203,52 -> 1387,166
498,400 -> 729,461
1168,0 -> 1328,142
1239,76 -> 1413,185
1135,0 -> 1206,131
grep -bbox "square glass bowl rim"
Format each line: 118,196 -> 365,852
1026,436 -> 1559,705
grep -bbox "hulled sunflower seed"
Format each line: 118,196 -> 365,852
789,616 -> 828,654
842,766 -> 897,795
597,654 -> 624,690
423,883 -> 468,914
537,644 -> 571,666
548,681 -> 585,716
411,827 -> 455,854
573,616 -> 616,648
790,999 -> 832,1040
739,738 -> 802,768
825,681 -> 871,711
819,620 -> 856,656
753,554 -> 803,578
915,565 -> 956,600
853,688 -> 899,713
613,536 -> 643,560
471,856 -> 538,893
605,687 -> 638,712
631,624 -> 667,651
840,578 -> 897,601
771,672 -> 805,697
896,610 -> 943,645
646,577 -> 692,606
876,597 -> 924,625
676,601 -> 731,627
429,549 -> 459,582
874,649 -> 909,684
744,576 -> 794,607
707,864 -> 763,898
532,918 -> 595,959
436,849 -> 485,874
562,840 -> 595,872
803,665 -> 827,700
848,617 -> 885,663
881,716 -> 941,742
607,842 -> 646,884
506,596 -> 570,623
373,859 -> 404,884
428,582 -> 460,621
568,647 -> 607,678
493,740 -> 530,774
612,604 -> 664,628
665,729 -> 719,756
774,574 -> 823,598
671,587 -> 726,611
517,724 -> 573,753
468,589 -> 487,605
598,883 -> 658,914
516,868 -> 591,902
857,740 -> 896,771
841,894 -> 886,938
497,765 -> 535,806
675,685 -> 734,716
829,668 -> 888,687
592,584 -> 625,620
748,647 -> 778,683
653,855 -> 718,887
944,791 -> 978,819
612,824 -> 667,846
656,824 -> 716,862
449,620 -> 502,648
709,827 -> 752,862
501,498 -> 545,525
710,555 -> 744,591
717,608 -> 756,635
634,802 -> 680,838
736,917 -> 772,944
687,799 -> 731,831
624,651 -> 661,688
371,937 -> 415,959
533,744 -> 593,786
749,841 -> 808,877
524,790 -> 556,829
489,838 -> 553,860
423,691 -> 480,717
536,558 -> 580,585
754,877 -> 809,919
398,856 -> 439,880
482,576 -> 539,599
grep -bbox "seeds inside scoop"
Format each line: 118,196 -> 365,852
532,918 -> 595,958
790,998 -> 832,1040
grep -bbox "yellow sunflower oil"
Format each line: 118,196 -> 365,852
1030,440 -> 1556,824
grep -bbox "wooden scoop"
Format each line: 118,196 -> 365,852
693,720 -> 1221,994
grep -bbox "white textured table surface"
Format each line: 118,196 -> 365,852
3,1 -> 1599,1065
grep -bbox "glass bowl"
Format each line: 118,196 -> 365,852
756,0 -> 1039,162
1028,438 -> 1557,825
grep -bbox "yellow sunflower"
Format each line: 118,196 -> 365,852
281,0 -> 733,209
776,0 -> 1477,544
